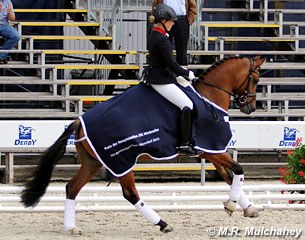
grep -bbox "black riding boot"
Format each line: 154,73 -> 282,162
178,107 -> 196,154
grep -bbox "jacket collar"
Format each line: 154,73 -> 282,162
153,27 -> 167,36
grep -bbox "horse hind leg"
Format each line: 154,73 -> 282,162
118,171 -> 173,233
64,140 -> 102,234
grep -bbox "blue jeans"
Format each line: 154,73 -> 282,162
0,24 -> 21,60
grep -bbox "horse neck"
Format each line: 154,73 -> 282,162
195,69 -> 234,111
196,58 -> 248,111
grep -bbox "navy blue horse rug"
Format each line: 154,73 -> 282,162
79,82 -> 232,177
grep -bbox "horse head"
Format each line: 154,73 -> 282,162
232,56 -> 266,114
195,56 -> 266,114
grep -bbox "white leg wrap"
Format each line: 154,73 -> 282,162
229,174 -> 244,202
64,199 -> 76,231
134,199 -> 161,225
238,189 -> 251,209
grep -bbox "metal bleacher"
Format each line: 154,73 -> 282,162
0,0 -> 139,119
1,0 -> 305,121
1,0 -> 305,183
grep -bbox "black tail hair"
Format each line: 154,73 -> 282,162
20,119 -> 80,208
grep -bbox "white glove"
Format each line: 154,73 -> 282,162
188,71 -> 195,81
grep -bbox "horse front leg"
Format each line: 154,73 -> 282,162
212,161 -> 259,218
202,153 -> 249,217
118,171 -> 173,233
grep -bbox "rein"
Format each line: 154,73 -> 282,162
195,57 -> 259,106
196,80 -> 239,100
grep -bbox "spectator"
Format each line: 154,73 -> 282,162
151,0 -> 197,66
0,0 -> 20,64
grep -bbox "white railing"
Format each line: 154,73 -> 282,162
1,184 -> 305,212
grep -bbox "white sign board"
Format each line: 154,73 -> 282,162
0,120 -> 75,149
0,121 -> 304,150
229,121 -> 305,150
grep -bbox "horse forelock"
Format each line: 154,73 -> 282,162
200,56 -> 244,79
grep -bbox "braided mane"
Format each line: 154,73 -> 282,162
200,56 -> 244,78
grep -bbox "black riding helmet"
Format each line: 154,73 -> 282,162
152,4 -> 178,23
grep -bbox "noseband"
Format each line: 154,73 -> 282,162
195,57 -> 259,107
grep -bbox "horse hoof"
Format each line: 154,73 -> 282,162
244,205 -> 259,218
65,228 -> 82,235
158,219 -> 173,233
223,200 -> 236,217
160,225 -> 174,233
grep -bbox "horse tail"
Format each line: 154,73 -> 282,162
20,119 -> 80,208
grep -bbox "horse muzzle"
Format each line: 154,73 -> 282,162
240,103 -> 256,114
237,95 -> 256,114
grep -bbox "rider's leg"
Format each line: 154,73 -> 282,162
150,84 -> 193,110
119,171 -> 173,233
180,106 -> 193,146
151,84 -> 194,151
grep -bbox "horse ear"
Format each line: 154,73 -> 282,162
254,56 -> 266,66
258,58 -> 266,66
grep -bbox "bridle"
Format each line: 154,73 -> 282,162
195,57 -> 260,107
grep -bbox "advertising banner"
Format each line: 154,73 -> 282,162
0,121 -> 304,150
0,120 -> 75,149
230,121 -> 305,149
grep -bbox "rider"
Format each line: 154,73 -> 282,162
145,4 -> 196,153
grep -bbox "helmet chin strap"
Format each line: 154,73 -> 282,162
160,21 -> 169,34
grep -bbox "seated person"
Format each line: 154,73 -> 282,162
0,0 -> 21,64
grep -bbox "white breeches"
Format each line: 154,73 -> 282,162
151,84 -> 193,110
